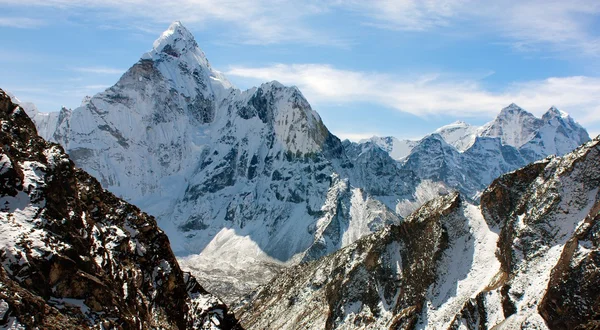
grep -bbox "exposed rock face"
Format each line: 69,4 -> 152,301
239,137 -> 600,329
237,193 -> 467,329
538,202 -> 600,329
478,137 -> 600,330
0,89 -> 240,329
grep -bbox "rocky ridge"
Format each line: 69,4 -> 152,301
238,136 -> 600,329
0,89 -> 240,329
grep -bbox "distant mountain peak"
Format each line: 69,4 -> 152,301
499,102 -> 528,116
543,105 -> 569,120
453,120 -> 469,126
433,120 -> 478,151
435,120 -> 472,133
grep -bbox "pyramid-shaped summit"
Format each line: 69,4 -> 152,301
500,102 -> 526,114
542,105 -> 568,120
152,21 -> 197,54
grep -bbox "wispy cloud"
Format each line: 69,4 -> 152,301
0,0 -> 342,46
0,17 -> 45,28
2,0 -> 598,54
341,0 -> 600,56
341,0 -> 469,31
480,0 -> 600,56
227,63 -> 600,124
73,66 -> 125,75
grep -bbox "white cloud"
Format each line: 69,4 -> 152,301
0,17 -> 45,28
341,0 -> 469,31
226,63 -> 600,124
73,67 -> 125,75
481,0 -> 600,55
341,0 -> 600,56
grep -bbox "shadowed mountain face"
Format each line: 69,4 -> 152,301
238,137 -> 600,330
0,89 -> 241,329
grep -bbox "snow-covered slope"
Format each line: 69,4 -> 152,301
434,120 -> 479,151
478,103 -> 544,148
239,137 -> 600,329
25,22 -> 424,302
360,136 -> 418,160
0,89 -> 239,329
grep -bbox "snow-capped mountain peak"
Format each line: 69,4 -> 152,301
360,136 -> 418,160
434,120 -> 478,151
20,21 -> 419,301
364,102 -> 590,202
149,21 -> 201,59
479,103 -> 542,148
502,102 -> 523,111
141,21 -> 234,94
497,102 -> 529,118
543,105 -> 569,120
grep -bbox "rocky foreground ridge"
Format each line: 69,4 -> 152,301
238,136 -> 600,329
0,89 -> 240,329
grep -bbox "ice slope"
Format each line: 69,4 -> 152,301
360,136 -> 418,160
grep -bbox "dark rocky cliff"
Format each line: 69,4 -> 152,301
0,89 -> 241,329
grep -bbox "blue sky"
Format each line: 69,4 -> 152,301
1,0 -> 599,140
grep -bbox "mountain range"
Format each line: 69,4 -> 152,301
7,21 -> 591,307
238,136 -> 600,329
